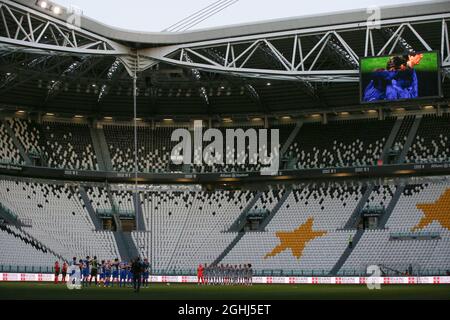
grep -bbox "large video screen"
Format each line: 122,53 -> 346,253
360,51 -> 441,103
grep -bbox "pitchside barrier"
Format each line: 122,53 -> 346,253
1,273 -> 450,284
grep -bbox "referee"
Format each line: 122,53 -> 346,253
131,257 -> 143,292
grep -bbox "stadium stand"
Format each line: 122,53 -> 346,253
41,121 -> 98,171
3,115 -> 450,172
364,185 -> 396,209
405,114 -> 450,164
0,122 -> 23,165
104,125 -> 185,173
86,186 -> 112,212
133,190 -> 257,272
0,175 -> 449,275
391,115 -> 415,157
341,178 -> 450,275
8,118 -> 42,158
191,123 -> 293,173
221,183 -> 363,274
286,118 -> 396,169
0,179 -> 119,266
0,223 -> 57,269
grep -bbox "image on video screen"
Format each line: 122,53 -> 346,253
360,51 -> 441,103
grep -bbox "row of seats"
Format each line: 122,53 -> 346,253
5,118 -> 98,170
341,179 -> 450,275
222,183 -> 363,273
104,125 -> 183,173
133,189 -> 257,271
0,122 -> 23,165
0,223 -> 56,267
2,115 -> 450,172
406,114 -> 450,164
391,116 -> 415,156
0,177 -> 449,274
0,179 -> 119,267
192,124 -> 294,173
286,118 -> 396,169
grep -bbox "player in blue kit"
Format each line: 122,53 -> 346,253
119,261 -> 127,287
82,256 -> 90,287
111,258 -> 119,287
78,259 -> 85,286
142,258 -> 150,288
127,263 -> 133,287
99,260 -> 106,287
104,260 -> 112,287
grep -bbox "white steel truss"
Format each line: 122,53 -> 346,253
0,0 -> 449,83
142,14 -> 450,82
0,0 -> 128,56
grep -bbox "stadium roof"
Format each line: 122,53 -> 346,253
0,0 -> 449,119
13,0 -> 450,45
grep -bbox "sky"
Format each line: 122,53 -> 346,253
54,0 -> 430,32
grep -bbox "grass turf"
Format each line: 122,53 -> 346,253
360,51 -> 439,73
0,282 -> 449,300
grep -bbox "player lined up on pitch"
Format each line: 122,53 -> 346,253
197,263 -> 253,286
54,256 -> 151,290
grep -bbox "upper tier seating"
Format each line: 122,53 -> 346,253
3,114 -> 450,173
104,125 -> 185,173
405,114 -> 450,164
41,121 -> 98,170
0,122 -> 23,165
8,118 -> 42,156
286,118 -> 396,169
192,124 -> 294,173
391,115 -> 415,155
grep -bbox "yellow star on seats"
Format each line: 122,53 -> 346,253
413,188 -> 450,231
264,217 -> 327,260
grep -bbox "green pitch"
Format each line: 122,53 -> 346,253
0,283 -> 449,300
360,52 -> 439,73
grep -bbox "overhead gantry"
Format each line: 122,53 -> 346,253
0,0 -> 449,82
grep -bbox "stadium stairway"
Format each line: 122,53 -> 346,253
228,191 -> 262,232
105,185 -> 122,231
329,229 -> 364,275
0,118 -> 31,166
113,232 -> 129,261
78,186 -> 103,231
133,192 -> 146,231
258,189 -> 291,231
20,226 -> 65,262
89,125 -> 107,171
122,232 -> 140,260
93,125 -> 113,172
280,120 -> 303,157
0,202 -> 65,262
0,201 -> 19,225
212,232 -> 245,266
343,185 -> 373,229
113,232 -> 139,261
381,117 -> 403,163
377,184 -> 405,229
398,116 -> 422,163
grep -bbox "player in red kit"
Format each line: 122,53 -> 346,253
197,264 -> 204,285
54,261 -> 60,284
61,262 -> 68,283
